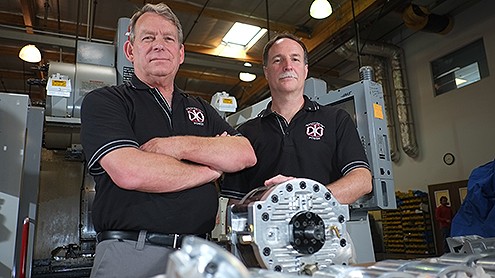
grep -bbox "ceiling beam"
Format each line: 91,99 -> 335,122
184,51 -> 263,75
177,69 -> 240,86
185,44 -> 262,65
238,0 -> 385,107
0,68 -> 24,80
131,0 -> 312,39
0,25 -> 77,48
0,11 -> 115,43
19,0 -> 36,33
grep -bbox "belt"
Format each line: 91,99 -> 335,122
96,230 -> 206,249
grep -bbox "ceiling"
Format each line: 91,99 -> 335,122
0,0 -> 480,110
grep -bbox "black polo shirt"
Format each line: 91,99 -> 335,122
81,74 -> 238,234
221,95 -> 370,200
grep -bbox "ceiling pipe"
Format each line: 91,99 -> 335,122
338,39 -> 419,159
402,4 -> 454,34
86,0 -> 91,40
90,0 -> 98,41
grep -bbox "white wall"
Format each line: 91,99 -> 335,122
391,0 -> 495,192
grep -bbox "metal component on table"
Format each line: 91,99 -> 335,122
371,259 -> 480,277
447,235 -> 495,254
227,178 -> 351,274
436,252 -> 484,267
165,236 -> 251,278
477,254 -> 495,276
313,265 -> 415,278
369,260 -> 415,272
399,261 -> 477,277
164,236 -> 495,278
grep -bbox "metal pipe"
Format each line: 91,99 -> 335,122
86,0 -> 91,40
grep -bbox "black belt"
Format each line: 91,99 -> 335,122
96,230 -> 206,249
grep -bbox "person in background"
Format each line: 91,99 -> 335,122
221,33 -> 372,205
80,3 -> 256,277
435,196 -> 454,254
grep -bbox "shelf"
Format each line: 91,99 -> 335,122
381,191 -> 435,256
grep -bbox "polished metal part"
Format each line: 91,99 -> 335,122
227,178 -> 351,274
166,236 -> 251,278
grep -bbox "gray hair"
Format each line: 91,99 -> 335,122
128,3 -> 184,44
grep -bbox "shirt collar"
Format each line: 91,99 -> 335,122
127,74 -> 150,90
260,95 -> 320,118
127,74 -> 187,97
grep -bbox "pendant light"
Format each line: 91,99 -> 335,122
19,44 -> 42,63
310,0 -> 333,19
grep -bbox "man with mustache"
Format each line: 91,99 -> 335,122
221,33 -> 371,205
80,3 -> 256,277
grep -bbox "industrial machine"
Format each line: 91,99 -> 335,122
303,68 -> 396,212
303,68 -> 396,263
0,93 -> 44,278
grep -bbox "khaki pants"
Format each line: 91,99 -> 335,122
90,231 -> 175,278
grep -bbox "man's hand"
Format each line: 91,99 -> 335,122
140,137 -> 181,159
140,133 -> 256,173
264,174 -> 295,186
216,131 -> 229,137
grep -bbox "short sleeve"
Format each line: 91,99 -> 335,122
80,87 -> 139,175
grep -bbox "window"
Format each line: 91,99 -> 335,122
430,38 -> 489,96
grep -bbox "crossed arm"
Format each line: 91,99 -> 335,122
100,135 -> 256,193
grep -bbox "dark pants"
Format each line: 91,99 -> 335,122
90,231 -> 175,278
440,226 -> 451,254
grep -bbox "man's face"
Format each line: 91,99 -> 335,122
263,38 -> 308,95
124,12 -> 184,84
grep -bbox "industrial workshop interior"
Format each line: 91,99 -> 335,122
1,0 -> 495,277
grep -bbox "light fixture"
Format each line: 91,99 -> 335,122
239,72 -> 256,82
310,0 -> 333,19
19,44 -> 42,63
239,62 -> 256,82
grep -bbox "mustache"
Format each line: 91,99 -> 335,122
279,71 -> 298,79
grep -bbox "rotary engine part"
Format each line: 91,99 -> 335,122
227,178 -> 352,274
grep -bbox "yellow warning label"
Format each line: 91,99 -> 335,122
222,99 -> 233,104
373,103 -> 384,119
52,80 -> 67,87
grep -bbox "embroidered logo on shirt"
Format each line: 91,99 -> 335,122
186,107 -> 205,126
306,122 -> 325,140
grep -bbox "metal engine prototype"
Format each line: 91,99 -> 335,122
227,178 -> 352,274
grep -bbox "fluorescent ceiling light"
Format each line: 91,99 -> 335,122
222,22 -> 267,50
310,0 -> 333,19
